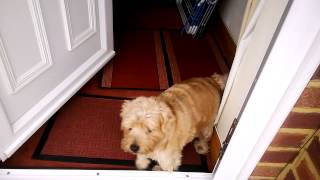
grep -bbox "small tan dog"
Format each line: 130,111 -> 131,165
120,74 -> 227,171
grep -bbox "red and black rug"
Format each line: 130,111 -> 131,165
98,30 -> 228,98
31,96 -> 208,172
1,96 -> 208,172
102,31 -> 169,90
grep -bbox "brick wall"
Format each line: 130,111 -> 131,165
277,131 -> 320,180
249,66 -> 320,180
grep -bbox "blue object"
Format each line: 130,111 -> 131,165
177,0 -> 218,37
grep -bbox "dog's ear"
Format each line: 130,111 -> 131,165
120,100 -> 132,131
212,73 -> 228,91
158,101 -> 175,134
120,100 -> 131,118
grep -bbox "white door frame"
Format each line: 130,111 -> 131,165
214,0 -> 320,179
1,0 -> 319,179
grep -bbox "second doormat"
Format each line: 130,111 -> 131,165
102,31 -> 169,90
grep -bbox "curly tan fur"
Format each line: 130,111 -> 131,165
120,73 -> 227,171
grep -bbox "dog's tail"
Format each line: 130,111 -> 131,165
212,73 -> 228,91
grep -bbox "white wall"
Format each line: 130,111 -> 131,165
218,0 -> 248,44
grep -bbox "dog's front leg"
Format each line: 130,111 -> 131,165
157,151 -> 182,171
135,154 -> 150,170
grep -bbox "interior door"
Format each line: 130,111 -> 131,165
0,0 -> 114,161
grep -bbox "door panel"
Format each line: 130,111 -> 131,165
0,0 -> 114,160
0,0 -> 54,121
61,0 -> 97,50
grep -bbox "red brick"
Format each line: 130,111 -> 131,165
307,138 -> 320,175
271,132 -> 308,148
296,159 -> 317,180
281,112 -> 320,129
251,166 -> 284,177
260,151 -> 298,163
311,65 -> 320,80
284,170 -> 296,180
295,88 -> 320,107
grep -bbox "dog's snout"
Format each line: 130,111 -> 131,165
130,144 -> 140,153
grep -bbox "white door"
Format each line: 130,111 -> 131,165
214,0 -> 289,141
0,0 -> 114,161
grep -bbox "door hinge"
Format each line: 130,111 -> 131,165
212,117 -> 239,174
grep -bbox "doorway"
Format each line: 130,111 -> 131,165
1,0 -> 319,179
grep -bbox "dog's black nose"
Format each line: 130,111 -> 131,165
130,144 -> 139,153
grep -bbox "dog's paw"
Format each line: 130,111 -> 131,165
194,139 -> 208,154
135,155 -> 151,170
158,163 -> 177,172
152,165 -> 162,171
157,152 -> 181,171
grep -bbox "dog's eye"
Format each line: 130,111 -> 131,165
147,129 -> 152,133
128,128 -> 132,131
